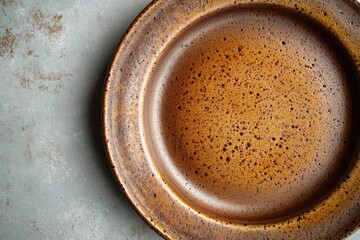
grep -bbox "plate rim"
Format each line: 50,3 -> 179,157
103,0 -> 360,239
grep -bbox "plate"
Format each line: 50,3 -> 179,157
103,0 -> 360,239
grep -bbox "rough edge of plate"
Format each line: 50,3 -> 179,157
103,0 -> 360,239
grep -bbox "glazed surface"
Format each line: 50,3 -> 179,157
146,6 -> 358,222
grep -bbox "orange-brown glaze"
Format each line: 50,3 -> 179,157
149,7 -> 356,222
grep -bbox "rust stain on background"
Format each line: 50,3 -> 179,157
34,70 -> 72,81
30,9 -> 63,37
0,28 -> 17,57
38,85 -> 49,91
0,8 -> 65,57
16,66 -> 73,91
0,0 -> 14,6
19,77 -> 32,89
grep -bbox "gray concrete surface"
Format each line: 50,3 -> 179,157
0,0 -> 160,239
0,0 -> 358,239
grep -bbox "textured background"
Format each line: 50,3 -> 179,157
0,0 -> 358,239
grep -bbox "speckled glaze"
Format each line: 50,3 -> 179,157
103,0 -> 360,239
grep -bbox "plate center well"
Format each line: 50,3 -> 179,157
144,6 -> 358,222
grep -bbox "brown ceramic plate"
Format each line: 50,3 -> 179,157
103,0 -> 360,239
